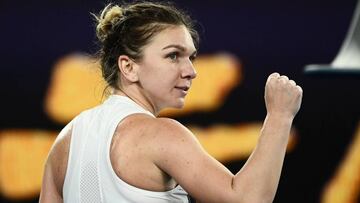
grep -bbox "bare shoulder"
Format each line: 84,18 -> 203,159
114,114 -> 236,202
111,114 -> 200,191
42,122 -> 73,196
124,114 -> 203,159
115,114 -> 202,163
151,117 -> 199,146
119,114 -> 198,146
50,122 -> 72,166
154,117 -> 192,133
143,116 -> 192,135
51,123 -> 73,158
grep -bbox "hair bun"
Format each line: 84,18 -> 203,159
94,4 -> 124,43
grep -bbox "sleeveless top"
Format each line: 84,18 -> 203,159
63,95 -> 191,203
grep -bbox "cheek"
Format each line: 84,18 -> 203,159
160,67 -> 181,87
138,58 -> 181,92
148,65 -> 179,85
151,69 -> 178,92
138,67 -> 165,91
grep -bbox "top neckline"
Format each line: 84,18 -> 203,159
107,95 -> 155,117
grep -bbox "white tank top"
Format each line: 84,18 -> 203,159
63,95 -> 191,203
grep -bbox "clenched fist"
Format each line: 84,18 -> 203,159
265,73 -> 303,119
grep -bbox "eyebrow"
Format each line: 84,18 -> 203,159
162,44 -> 197,55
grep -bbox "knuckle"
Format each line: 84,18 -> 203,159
271,72 -> 280,77
269,72 -> 280,80
280,75 -> 289,80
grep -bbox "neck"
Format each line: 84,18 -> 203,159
113,86 -> 159,116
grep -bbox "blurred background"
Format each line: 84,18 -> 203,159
0,0 -> 360,202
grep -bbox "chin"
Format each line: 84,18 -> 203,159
171,102 -> 185,109
159,97 -> 186,111
170,98 -> 185,109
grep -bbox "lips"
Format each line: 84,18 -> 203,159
175,86 -> 190,91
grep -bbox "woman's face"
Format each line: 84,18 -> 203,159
136,25 -> 197,112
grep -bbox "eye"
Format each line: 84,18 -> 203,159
189,54 -> 197,62
166,52 -> 179,62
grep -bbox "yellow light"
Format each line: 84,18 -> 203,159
0,130 -> 56,199
45,54 -> 106,124
321,122 -> 360,203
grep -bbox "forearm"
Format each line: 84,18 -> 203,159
232,114 -> 293,203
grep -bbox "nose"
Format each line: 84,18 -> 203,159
181,59 -> 197,79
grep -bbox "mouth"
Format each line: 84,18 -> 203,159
175,86 -> 190,91
174,86 -> 190,96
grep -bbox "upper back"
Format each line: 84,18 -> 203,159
47,95 -> 190,203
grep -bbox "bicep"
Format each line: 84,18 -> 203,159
152,120 -> 238,203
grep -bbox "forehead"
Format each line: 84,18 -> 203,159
144,25 -> 196,52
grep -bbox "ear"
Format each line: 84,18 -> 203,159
117,55 -> 139,82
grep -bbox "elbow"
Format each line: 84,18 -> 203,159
241,190 -> 276,203
229,177 -> 276,203
231,186 -> 276,203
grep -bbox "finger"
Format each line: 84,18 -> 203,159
267,72 -> 280,82
270,72 -> 280,78
278,75 -> 289,84
296,85 -> 303,94
279,75 -> 289,81
289,80 -> 296,86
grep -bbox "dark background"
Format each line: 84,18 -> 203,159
1,0 -> 360,202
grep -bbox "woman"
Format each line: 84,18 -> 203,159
40,1 -> 303,203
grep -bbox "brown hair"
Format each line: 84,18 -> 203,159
93,1 -> 199,91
